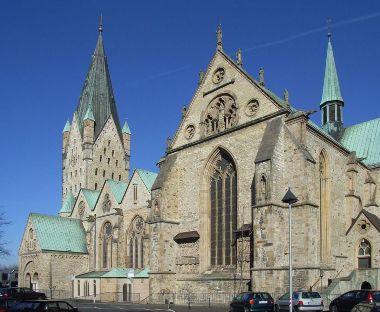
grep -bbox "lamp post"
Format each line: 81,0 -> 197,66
320,269 -> 324,292
282,188 -> 298,312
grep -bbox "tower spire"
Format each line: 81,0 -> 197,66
320,32 -> 344,138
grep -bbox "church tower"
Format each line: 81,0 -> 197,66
320,33 -> 344,139
61,21 -> 130,207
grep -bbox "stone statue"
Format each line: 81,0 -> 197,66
198,70 -> 204,85
182,105 -> 187,118
216,24 -> 223,50
259,67 -> 265,86
236,48 -> 242,66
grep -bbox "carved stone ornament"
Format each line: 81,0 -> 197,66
184,124 -> 195,140
70,154 -> 76,167
102,193 -> 112,213
245,99 -> 259,117
153,199 -> 160,217
212,68 -> 225,84
357,219 -> 370,234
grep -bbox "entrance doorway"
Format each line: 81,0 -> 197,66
361,281 -> 372,290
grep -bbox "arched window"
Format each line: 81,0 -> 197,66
102,222 -> 113,269
127,216 -> 145,268
32,273 -> 38,291
358,239 -> 371,268
319,151 -> 330,262
93,280 -> 97,296
25,273 -> 31,289
209,151 -> 237,266
260,175 -> 267,201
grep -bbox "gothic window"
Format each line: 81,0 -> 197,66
209,151 -> 237,266
259,175 -> 268,201
116,160 -> 118,167
203,94 -> 237,136
119,175 -> 121,181
112,173 -> 114,179
127,216 -> 145,268
329,104 -> 336,122
102,222 -> 113,269
358,239 -> 371,268
100,155 -> 102,162
95,183 -> 97,190
103,170 -> 105,177
112,150 -> 114,157
95,168 -> 98,175
108,158 -> 110,165
102,194 -> 111,213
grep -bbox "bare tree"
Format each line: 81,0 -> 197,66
0,212 -> 10,257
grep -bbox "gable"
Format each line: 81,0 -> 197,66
170,49 -> 285,150
346,209 -> 380,235
19,216 -> 41,255
136,169 -> 158,193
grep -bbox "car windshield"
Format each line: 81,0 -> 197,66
253,293 -> 272,299
302,292 -> 321,298
14,302 -> 41,310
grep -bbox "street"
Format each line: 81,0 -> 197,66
73,302 -> 227,312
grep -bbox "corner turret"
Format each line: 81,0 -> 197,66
62,120 -> 71,153
320,33 -> 344,139
83,105 -> 95,161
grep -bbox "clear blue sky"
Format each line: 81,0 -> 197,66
1,0 -> 380,265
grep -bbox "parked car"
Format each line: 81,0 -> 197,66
229,292 -> 275,312
9,300 -> 78,312
0,288 -> 46,300
0,298 -> 19,312
330,290 -> 380,312
276,291 -> 324,312
351,303 -> 380,312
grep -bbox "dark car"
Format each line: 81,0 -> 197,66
0,288 -> 46,300
330,290 -> 380,312
9,300 -> 78,312
230,292 -> 274,312
0,298 -> 19,312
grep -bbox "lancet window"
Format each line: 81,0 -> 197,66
102,222 -> 113,269
209,151 -> 237,266
358,239 -> 371,268
127,216 -> 145,268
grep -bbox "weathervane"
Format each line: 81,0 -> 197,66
216,24 -> 223,50
99,14 -> 103,33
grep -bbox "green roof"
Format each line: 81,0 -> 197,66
136,169 -> 158,192
62,120 -> 71,133
321,35 -> 343,106
75,267 -> 150,278
122,121 -> 131,134
340,118 -> 380,166
59,192 -> 75,214
31,213 -> 87,253
75,31 -> 122,140
82,189 -> 100,211
83,104 -> 95,121
107,180 -> 128,203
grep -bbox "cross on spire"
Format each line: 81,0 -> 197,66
98,14 -> 103,33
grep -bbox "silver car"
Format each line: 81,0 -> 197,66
276,291 -> 324,312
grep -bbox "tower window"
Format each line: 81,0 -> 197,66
100,155 -> 102,162
322,107 -> 327,124
95,168 -> 98,175
103,170 -> 105,177
112,150 -> 114,157
116,160 -> 118,167
104,148 -> 106,155
329,104 -> 336,122
108,158 -> 110,164
119,175 -> 121,181
108,140 -> 111,147
75,170 -> 77,177
112,173 -> 114,179
337,105 -> 342,123
95,183 -> 97,190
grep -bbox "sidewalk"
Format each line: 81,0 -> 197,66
147,303 -> 228,312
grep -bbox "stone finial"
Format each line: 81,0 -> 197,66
284,89 -> 289,107
166,137 -> 172,151
98,14 -> 103,33
198,70 -> 204,85
259,67 -> 265,86
216,24 -> 223,50
182,105 -> 187,118
236,48 -> 243,67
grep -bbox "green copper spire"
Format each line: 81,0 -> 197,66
122,121 -> 131,134
320,34 -> 344,106
75,21 -> 122,140
62,120 -> 71,133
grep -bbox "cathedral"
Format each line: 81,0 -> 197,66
19,22 -> 380,302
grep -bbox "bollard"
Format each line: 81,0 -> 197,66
93,295 -> 96,304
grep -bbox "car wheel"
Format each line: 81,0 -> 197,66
331,305 -> 338,312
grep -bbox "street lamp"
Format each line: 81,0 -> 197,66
282,188 -> 298,312
319,269 -> 324,292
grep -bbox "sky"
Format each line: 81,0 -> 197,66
1,0 -> 380,266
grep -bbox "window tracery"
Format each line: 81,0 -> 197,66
358,239 -> 371,268
127,216 -> 145,268
209,151 -> 237,266
204,94 -> 237,136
